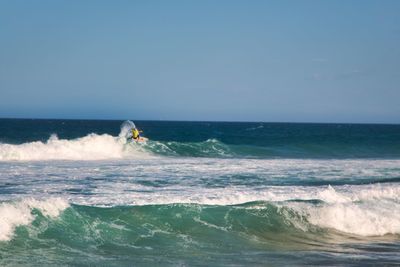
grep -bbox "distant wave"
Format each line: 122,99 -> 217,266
244,124 -> 264,131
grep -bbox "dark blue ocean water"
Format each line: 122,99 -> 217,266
0,119 -> 399,266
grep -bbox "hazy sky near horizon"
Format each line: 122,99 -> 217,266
0,0 -> 399,123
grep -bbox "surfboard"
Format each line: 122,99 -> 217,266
133,137 -> 148,143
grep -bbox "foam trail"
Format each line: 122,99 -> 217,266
0,198 -> 69,241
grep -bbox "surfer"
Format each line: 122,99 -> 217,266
131,127 -> 142,141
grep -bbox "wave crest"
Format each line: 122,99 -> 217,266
0,131 -> 155,161
0,198 -> 69,241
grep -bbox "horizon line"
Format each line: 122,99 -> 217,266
0,116 -> 399,126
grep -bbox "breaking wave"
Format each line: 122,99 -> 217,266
0,133 -> 147,161
2,184 -> 400,244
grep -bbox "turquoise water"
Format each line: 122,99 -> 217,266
0,119 -> 399,266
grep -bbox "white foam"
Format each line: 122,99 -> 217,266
304,200 -> 400,236
279,185 -> 400,236
0,134 -> 151,161
0,198 -> 69,241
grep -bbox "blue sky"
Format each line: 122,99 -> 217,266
0,0 -> 399,123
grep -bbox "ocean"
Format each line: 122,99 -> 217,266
0,119 -> 399,266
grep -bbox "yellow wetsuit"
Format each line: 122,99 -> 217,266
132,129 -> 139,140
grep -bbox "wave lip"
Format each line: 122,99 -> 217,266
0,198 -> 69,241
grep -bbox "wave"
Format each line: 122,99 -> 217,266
0,125 -> 234,161
79,184 -> 400,237
0,135 -> 232,161
69,183 -> 400,237
0,200 -> 322,265
1,183 -> 399,264
0,120 -> 232,161
2,184 -> 400,246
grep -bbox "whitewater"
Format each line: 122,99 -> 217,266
0,119 -> 399,266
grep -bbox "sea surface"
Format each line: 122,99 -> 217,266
0,119 -> 399,266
